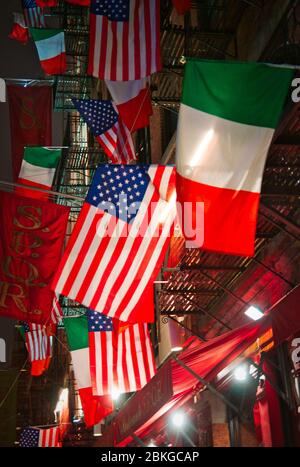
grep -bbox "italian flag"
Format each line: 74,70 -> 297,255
63,315 -> 114,427
176,59 -> 293,256
9,13 -> 29,44
17,146 -> 62,200
105,78 -> 153,132
29,28 -> 66,75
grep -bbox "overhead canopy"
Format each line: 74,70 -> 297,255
96,284 -> 300,447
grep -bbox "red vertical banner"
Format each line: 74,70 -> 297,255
7,85 -> 52,180
253,361 -> 285,447
0,191 -> 69,324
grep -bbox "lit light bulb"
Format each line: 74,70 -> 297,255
244,306 -> 263,321
171,411 -> 186,428
111,387 -> 121,401
234,365 -> 248,381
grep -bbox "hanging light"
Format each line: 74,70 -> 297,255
111,386 -> 121,401
170,410 -> 186,428
234,365 -> 248,382
54,388 -> 68,421
93,422 -> 102,437
244,306 -> 263,321
148,441 -> 156,447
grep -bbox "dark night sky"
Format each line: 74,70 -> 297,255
0,1 -> 64,182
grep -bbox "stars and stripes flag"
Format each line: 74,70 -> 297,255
22,0 -> 46,28
72,98 -> 136,163
52,164 -> 176,323
20,426 -> 61,447
88,0 -> 161,81
51,294 -> 63,324
21,295 -> 62,376
22,322 -> 54,376
87,310 -> 156,396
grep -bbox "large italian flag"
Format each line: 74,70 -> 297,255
30,28 -> 66,75
63,315 -> 114,427
17,146 -> 62,200
176,59 -> 293,256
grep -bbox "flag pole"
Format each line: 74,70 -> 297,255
23,145 -> 70,149
0,180 -> 85,202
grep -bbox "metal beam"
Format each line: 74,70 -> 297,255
160,309 -> 204,315
173,356 -> 250,423
159,289 -> 219,296
181,264 -> 243,272
160,131 -> 176,164
132,433 -> 147,447
174,294 -> 232,330
260,203 -> 300,238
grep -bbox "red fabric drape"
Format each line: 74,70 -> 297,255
0,191 -> 69,324
254,361 -> 284,447
172,0 -> 191,15
7,85 -> 52,181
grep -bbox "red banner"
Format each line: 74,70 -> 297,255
0,191 -> 69,324
98,361 -> 173,446
7,85 -> 52,181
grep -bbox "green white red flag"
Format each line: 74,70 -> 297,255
17,146 -> 62,200
30,28 -> 66,75
63,314 -> 114,427
176,59 -> 293,256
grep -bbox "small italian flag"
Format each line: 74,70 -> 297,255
9,13 -> 29,44
63,315 -> 114,427
176,59 -> 293,257
29,28 -> 66,75
17,146 -> 62,200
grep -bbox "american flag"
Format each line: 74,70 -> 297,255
52,164 -> 176,323
20,427 -> 61,447
51,294 -> 63,325
87,0 -> 161,80
72,98 -> 136,163
87,310 -> 156,396
36,0 -> 58,6
23,322 -> 53,368
22,0 -> 46,28
22,295 -> 61,374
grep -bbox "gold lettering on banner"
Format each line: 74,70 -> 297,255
19,97 -> 41,130
13,206 -> 42,230
12,231 -> 43,256
0,282 -> 27,314
0,202 -> 50,317
2,257 -> 45,287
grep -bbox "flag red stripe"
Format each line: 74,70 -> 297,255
122,20 -> 129,81
133,0 -> 141,79
155,0 -> 161,71
88,222 -> 129,311
52,203 -> 91,292
144,0 -> 152,77
110,21 -> 117,81
176,172 -> 259,256
87,12 -> 96,76
60,211 -> 103,297
39,53 -> 67,75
